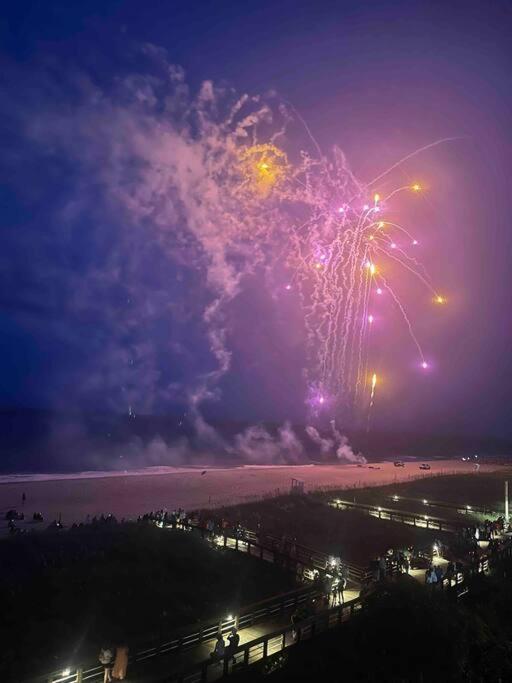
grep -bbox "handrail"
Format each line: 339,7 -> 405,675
31,530 -> 512,683
165,543 -> 512,683
329,498 -> 462,533
385,494 -> 499,517
34,530 -> 319,683
166,595 -> 363,683
258,531 -> 368,581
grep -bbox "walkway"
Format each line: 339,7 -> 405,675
135,593 -> 361,682
329,497 -> 461,532
60,589 -> 359,683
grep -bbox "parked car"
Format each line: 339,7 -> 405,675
419,463 -> 431,470
393,461 -> 405,467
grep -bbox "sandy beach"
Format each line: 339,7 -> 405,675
0,459 -> 504,531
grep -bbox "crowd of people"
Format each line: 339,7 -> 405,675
137,508 -> 191,528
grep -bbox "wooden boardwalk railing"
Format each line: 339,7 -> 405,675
165,544 -> 512,683
166,595 -> 364,683
329,498 -> 462,532
39,582 -> 317,683
37,522 -> 510,683
384,494 -> 499,518
36,523 -> 328,683
213,528 -> 369,583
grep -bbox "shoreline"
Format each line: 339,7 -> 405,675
0,456 -> 493,486
1,460 -> 508,535
0,462 -> 323,485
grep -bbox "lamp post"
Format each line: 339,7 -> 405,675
505,480 -> 509,527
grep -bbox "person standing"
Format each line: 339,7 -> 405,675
22,492 -> 26,505
211,634 -> 226,661
337,575 -> 347,605
112,645 -> 129,680
378,555 -> 387,581
227,627 -> 240,663
99,647 -> 114,683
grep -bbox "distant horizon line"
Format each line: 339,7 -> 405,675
1,405 -> 511,443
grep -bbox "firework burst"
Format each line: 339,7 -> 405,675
25,58 -> 447,424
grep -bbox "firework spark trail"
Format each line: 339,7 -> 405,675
366,137 -> 463,187
380,277 -> 426,363
243,128 -> 441,422
367,372 -> 378,431
25,56 -> 447,426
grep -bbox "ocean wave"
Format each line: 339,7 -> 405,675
0,462 -> 322,484
0,466 -> 215,484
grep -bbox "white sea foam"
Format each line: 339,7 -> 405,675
0,462 -> 322,485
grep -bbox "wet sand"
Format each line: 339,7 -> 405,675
0,459 -> 502,531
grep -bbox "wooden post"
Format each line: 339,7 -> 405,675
77,669 -> 83,683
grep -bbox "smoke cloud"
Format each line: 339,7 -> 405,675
0,42 -> 374,468
306,421 -> 366,464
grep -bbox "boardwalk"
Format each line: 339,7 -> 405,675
48,589 -> 360,683
44,524 -> 360,683
129,591 -> 361,682
41,492 -> 504,683
329,497 -> 462,532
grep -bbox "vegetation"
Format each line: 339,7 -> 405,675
0,522 -> 293,681
216,494 -> 453,564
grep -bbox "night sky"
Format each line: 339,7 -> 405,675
1,0 -> 511,443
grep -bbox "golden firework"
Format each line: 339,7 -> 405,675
238,143 -> 288,197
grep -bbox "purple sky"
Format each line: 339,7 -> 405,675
1,0 -> 511,439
